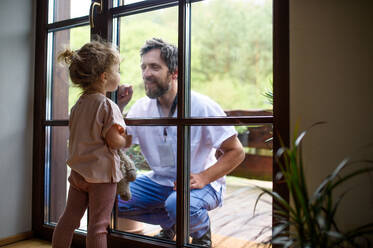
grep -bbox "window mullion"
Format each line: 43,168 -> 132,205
90,0 -> 113,41
176,0 -> 190,246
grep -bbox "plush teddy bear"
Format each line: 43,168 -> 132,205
117,149 -> 137,201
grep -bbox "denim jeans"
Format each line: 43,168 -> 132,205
117,174 -> 222,238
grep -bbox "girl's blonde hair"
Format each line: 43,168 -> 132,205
58,40 -> 120,92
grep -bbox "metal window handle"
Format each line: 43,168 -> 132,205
90,0 -> 102,28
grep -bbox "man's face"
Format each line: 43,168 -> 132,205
140,49 -> 173,99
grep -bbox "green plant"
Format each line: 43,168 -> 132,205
254,122 -> 373,247
263,80 -> 273,106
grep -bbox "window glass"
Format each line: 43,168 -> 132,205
117,7 -> 178,115
114,0 -> 148,7
113,125 -> 177,243
45,126 -> 88,231
48,0 -> 92,24
190,0 -> 273,117
188,124 -> 272,246
46,25 -> 90,120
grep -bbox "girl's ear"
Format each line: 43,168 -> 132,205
100,71 -> 108,82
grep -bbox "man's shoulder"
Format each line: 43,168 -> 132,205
191,91 -> 218,105
132,96 -> 153,108
191,91 -> 225,115
127,96 -> 155,116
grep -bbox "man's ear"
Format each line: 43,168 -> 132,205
171,70 -> 178,80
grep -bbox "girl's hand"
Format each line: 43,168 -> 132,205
117,84 -> 133,112
106,124 -> 128,149
121,131 -> 132,148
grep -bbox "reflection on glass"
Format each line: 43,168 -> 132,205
45,126 -> 88,231
191,0 -> 273,115
189,125 -> 272,247
46,26 -> 89,120
118,7 -> 178,115
113,126 -> 177,241
48,0 -> 91,24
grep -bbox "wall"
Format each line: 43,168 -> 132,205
290,0 -> 373,239
0,0 -> 35,239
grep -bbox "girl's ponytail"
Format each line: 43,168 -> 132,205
57,49 -> 76,65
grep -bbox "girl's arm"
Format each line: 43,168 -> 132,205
105,124 -> 131,149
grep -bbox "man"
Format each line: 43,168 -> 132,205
116,38 -> 245,247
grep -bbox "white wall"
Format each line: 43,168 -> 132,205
290,0 -> 373,237
0,0 -> 35,239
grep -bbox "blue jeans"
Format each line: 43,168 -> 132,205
117,174 -> 222,239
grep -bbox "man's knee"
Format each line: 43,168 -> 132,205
164,192 -> 177,218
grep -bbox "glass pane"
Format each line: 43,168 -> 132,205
45,126 -> 88,231
113,125 -> 177,242
48,0 -> 91,24
114,0 -> 148,6
117,7 -> 178,115
191,0 -> 273,117
188,124 -> 272,247
46,25 -> 90,120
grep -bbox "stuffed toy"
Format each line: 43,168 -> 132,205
117,149 -> 137,201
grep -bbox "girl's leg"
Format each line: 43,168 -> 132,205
86,181 -> 117,248
52,183 -> 88,248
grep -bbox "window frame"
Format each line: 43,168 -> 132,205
32,0 -> 289,247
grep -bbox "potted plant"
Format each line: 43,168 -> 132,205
254,122 -> 373,247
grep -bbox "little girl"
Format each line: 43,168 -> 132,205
52,40 -> 130,248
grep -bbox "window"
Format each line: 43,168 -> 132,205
33,0 -> 289,247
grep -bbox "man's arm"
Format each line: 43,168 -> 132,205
190,135 -> 245,189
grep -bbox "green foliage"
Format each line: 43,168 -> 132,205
115,0 -> 273,113
190,0 -> 273,110
66,1 -> 274,112
263,79 -> 273,106
125,145 -> 150,171
254,122 -> 373,247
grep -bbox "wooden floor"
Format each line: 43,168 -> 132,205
2,177 -> 272,248
1,239 -> 51,248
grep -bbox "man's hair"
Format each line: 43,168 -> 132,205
140,38 -> 178,74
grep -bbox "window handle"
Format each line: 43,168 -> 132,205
90,0 -> 102,28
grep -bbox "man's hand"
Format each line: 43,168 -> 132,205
190,173 -> 209,189
173,173 -> 209,190
117,84 -> 133,112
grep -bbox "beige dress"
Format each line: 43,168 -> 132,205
67,93 -> 126,183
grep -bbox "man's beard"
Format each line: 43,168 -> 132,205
144,76 -> 171,99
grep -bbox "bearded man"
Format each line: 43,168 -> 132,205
116,38 -> 244,248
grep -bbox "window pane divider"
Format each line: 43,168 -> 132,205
110,0 -> 178,18
44,116 -> 273,127
47,16 -> 89,32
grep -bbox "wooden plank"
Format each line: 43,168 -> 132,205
225,110 -> 272,117
229,154 -> 272,181
0,232 -> 33,247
